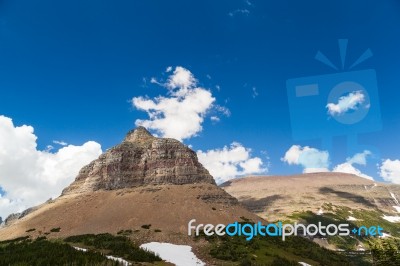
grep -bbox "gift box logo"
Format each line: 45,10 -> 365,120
286,39 -> 382,152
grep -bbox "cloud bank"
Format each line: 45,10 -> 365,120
0,115 -> 102,219
379,159 -> 400,184
282,145 -> 374,180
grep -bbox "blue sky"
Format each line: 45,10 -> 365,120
1,0 -> 400,190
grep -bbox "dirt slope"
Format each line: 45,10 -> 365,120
222,172 -> 400,221
0,183 -> 260,241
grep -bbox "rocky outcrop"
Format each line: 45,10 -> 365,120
2,205 -> 41,226
4,213 -> 20,226
63,127 -> 215,195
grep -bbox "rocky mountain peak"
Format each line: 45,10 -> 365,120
62,127 -> 216,195
124,126 -> 154,143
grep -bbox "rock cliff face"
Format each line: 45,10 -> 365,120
62,127 -> 215,195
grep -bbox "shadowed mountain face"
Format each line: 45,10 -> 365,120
222,173 -> 400,221
0,127 -> 260,241
63,127 -> 215,195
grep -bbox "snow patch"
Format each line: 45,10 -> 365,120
299,262 -> 312,266
140,242 -> 205,266
379,232 -> 391,238
392,206 -> 400,213
382,215 -> 400,223
347,216 -> 358,221
317,208 -> 323,215
73,246 -> 130,265
106,255 -> 130,266
390,192 -> 400,205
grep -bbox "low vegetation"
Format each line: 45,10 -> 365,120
286,204 -> 400,264
0,233 -> 162,265
141,224 -> 151,229
0,237 -> 117,265
116,229 -> 132,235
64,233 -> 161,262
197,228 -> 353,265
368,238 -> 400,264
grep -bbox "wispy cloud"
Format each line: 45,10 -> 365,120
252,87 -> 258,98
53,140 -> 68,146
245,0 -> 253,6
210,116 -> 220,123
228,9 -> 250,17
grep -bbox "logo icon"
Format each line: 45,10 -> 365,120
286,39 -> 382,156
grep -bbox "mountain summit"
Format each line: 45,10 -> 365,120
63,126 -> 214,195
0,127 -> 258,241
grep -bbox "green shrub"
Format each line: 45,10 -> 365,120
141,224 -> 151,229
0,238 -> 115,265
117,229 -> 133,235
64,233 -> 161,262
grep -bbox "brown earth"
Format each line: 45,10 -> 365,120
0,182 -> 260,242
222,172 -> 400,221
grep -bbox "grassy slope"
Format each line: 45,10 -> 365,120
0,234 -> 162,265
196,228 -> 353,265
285,204 -> 400,265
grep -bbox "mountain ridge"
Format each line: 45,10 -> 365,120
222,172 -> 400,221
0,127 -> 260,241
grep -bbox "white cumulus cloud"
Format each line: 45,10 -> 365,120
379,159 -> 400,184
197,142 -> 267,184
133,66 -> 228,141
165,66 -> 197,96
333,150 -> 373,180
326,90 -> 367,116
282,145 -> 329,173
283,146 -> 374,180
0,115 -> 102,219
